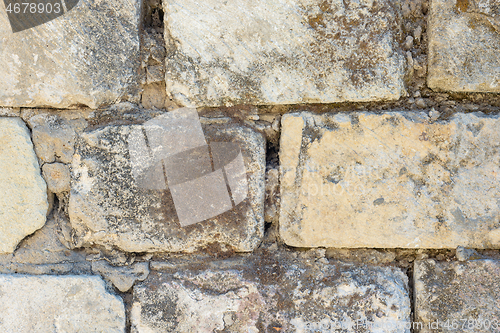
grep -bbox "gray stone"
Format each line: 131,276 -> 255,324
428,0 -> 500,92
455,246 -> 482,261
69,116 -> 265,252
0,275 -> 125,332
414,259 -> 500,332
0,0 -> 140,108
280,112 -> 500,248
92,260 -> 150,292
28,113 -> 80,164
132,253 -> 410,332
42,163 -> 71,193
0,117 -> 48,254
163,0 -> 405,107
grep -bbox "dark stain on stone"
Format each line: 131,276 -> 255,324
373,197 -> 385,206
456,0 -> 469,13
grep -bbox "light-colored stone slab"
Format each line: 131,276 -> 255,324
280,112 -> 500,248
0,117 -> 48,254
132,253 -> 410,332
163,0 -> 405,107
428,0 -> 500,92
69,117 -> 265,252
0,275 -> 125,332
415,259 -> 500,332
0,0 -> 140,108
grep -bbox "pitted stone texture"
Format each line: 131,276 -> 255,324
69,119 -> 265,253
0,275 -> 125,332
428,0 -> 500,92
0,0 -> 140,108
280,112 -> 500,249
415,259 -> 500,332
132,253 -> 410,332
163,0 -> 405,107
0,117 -> 48,254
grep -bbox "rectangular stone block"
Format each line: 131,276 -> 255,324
69,115 -> 265,253
280,112 -> 500,248
428,0 -> 500,92
163,0 -> 405,107
415,259 -> 500,332
0,0 -> 140,108
132,253 -> 410,332
0,275 -> 125,332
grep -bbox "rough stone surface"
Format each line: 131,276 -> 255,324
42,163 -> 71,193
92,260 -> 150,292
69,118 -> 265,253
280,112 -> 500,248
0,0 -> 141,108
428,0 -> 500,92
0,275 -> 125,332
163,0 -> 405,107
415,259 -> 500,332
132,253 -> 410,332
0,117 -> 48,254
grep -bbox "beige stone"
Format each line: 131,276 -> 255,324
163,0 -> 405,107
280,112 -> 500,249
415,259 -> 500,332
0,275 -> 125,332
0,0 -> 140,108
428,0 -> 500,92
0,117 -> 48,254
42,163 -> 71,193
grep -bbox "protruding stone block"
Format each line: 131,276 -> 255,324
163,0 -> 405,107
280,112 -> 500,248
69,116 -> 265,252
0,117 -> 48,254
0,275 -> 125,332
132,253 -> 410,332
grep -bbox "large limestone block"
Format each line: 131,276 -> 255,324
69,115 -> 265,253
132,253 -> 410,332
0,117 -> 48,254
415,259 -> 500,332
0,275 -> 125,332
163,0 -> 405,107
0,0 -> 140,108
428,0 -> 500,92
280,112 -> 500,248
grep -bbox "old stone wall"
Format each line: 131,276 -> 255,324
1,0 -> 500,331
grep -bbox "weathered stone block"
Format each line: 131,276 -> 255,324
428,0 -> 500,92
42,163 -> 71,193
0,117 -> 48,254
163,0 -> 405,107
280,112 -> 500,248
69,115 -> 265,252
132,253 -> 410,332
0,0 -> 140,108
0,275 -> 125,332
415,259 -> 500,332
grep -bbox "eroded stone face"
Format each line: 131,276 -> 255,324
414,259 -> 500,333
428,0 -> 500,92
132,253 -> 410,333
0,275 -> 125,332
280,112 -> 500,249
0,0 -> 141,108
69,118 -> 265,253
0,117 -> 48,254
163,0 -> 405,107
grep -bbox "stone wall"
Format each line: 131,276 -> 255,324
1,0 -> 500,331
